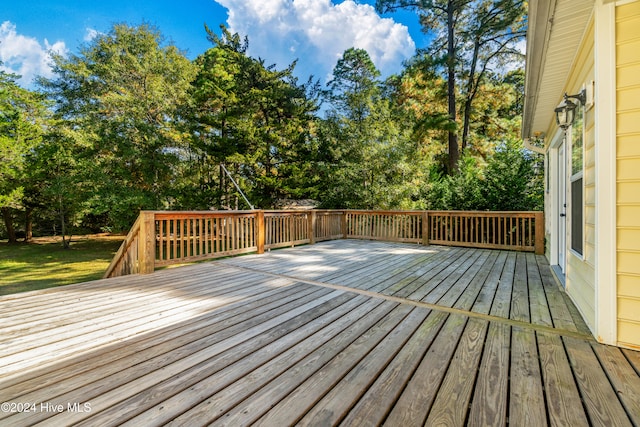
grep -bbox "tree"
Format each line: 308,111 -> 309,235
319,48 -> 419,209
28,122 -> 90,248
0,66 -> 48,243
458,0 -> 526,151
39,23 -> 197,230
184,25 -> 319,209
376,0 -> 526,173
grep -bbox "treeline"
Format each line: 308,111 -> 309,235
1,1 -> 540,245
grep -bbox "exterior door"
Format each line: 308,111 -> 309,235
558,140 -> 567,274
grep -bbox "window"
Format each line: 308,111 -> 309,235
570,101 -> 584,256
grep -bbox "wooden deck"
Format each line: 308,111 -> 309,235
1,240 -> 639,426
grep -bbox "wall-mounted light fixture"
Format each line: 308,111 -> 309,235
554,89 -> 587,130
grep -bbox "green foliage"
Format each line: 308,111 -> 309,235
0,65 -> 49,242
424,139 -> 543,211
318,48 -> 424,209
2,19 -> 542,244
39,23 -> 197,230
182,25 -> 320,210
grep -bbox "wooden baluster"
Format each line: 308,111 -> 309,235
137,211 -> 155,274
256,211 -> 265,254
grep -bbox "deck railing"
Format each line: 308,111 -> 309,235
104,209 -> 544,278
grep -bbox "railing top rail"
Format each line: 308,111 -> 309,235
151,210 -> 260,219
345,209 -> 424,214
428,210 -> 541,216
263,210 -> 312,215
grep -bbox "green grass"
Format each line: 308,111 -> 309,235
0,235 -> 125,296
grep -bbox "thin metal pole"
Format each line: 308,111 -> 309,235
220,163 -> 255,210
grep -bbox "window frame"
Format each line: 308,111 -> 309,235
569,97 -> 585,258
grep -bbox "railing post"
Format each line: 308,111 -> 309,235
534,211 -> 545,255
422,211 -> 430,246
309,210 -> 317,245
341,211 -> 348,239
138,211 -> 156,274
256,210 -> 265,254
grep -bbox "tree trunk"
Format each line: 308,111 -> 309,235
1,207 -> 17,244
447,0 -> 460,174
25,207 -> 33,242
219,163 -> 225,209
462,37 -> 481,152
59,196 -> 70,249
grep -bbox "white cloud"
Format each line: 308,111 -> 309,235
84,28 -> 101,42
0,21 -> 67,87
214,0 -> 415,82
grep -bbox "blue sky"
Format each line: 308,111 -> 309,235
1,0 -> 425,88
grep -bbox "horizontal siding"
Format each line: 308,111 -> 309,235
618,134 -> 640,157
618,228 -> 640,251
619,273 -> 640,298
618,297 -> 640,321
617,65 -> 640,88
617,39 -> 640,66
618,205 -> 640,227
618,251 -> 640,276
584,97 -> 596,269
567,252 -> 596,329
616,12 -> 640,42
617,110 -> 640,135
617,158 -> 640,177
617,86 -> 640,110
618,320 -> 640,350
618,181 -> 640,203
561,17 -> 596,332
616,1 -> 640,348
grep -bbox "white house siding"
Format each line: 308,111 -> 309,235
616,1 -> 640,349
560,18 -> 597,331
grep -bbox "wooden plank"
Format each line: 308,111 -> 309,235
338,311 -> 448,426
591,343 -> 640,425
203,303 -> 420,427
251,301 -> 407,427
0,266 -> 260,332
426,317 -> 489,426
527,252 -> 553,327
348,251 -> 446,294
391,249 -> 473,300
562,336 -> 633,426
509,326 -> 547,427
86,295 -> 379,427
536,255 -> 588,334
0,263 -> 261,318
452,251 -> 504,311
466,251 -> 507,315
383,313 -> 467,426
510,252 -> 530,323
0,268 -> 270,361
294,306 -> 425,426
380,248 -> 466,296
318,243 -> 437,282
0,282 -> 316,398
623,347 -> 640,373
409,248 -> 483,302
468,322 -> 510,427
425,249 -> 492,307
1,283 -> 331,400
537,332 -> 589,426
10,289 -> 350,426
5,239 -> 635,427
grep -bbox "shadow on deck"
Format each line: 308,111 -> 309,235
1,240 -> 639,426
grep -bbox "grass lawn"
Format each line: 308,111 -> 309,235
0,234 -> 125,296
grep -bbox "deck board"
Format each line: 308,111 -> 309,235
467,322 -> 510,426
1,240 -> 639,426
